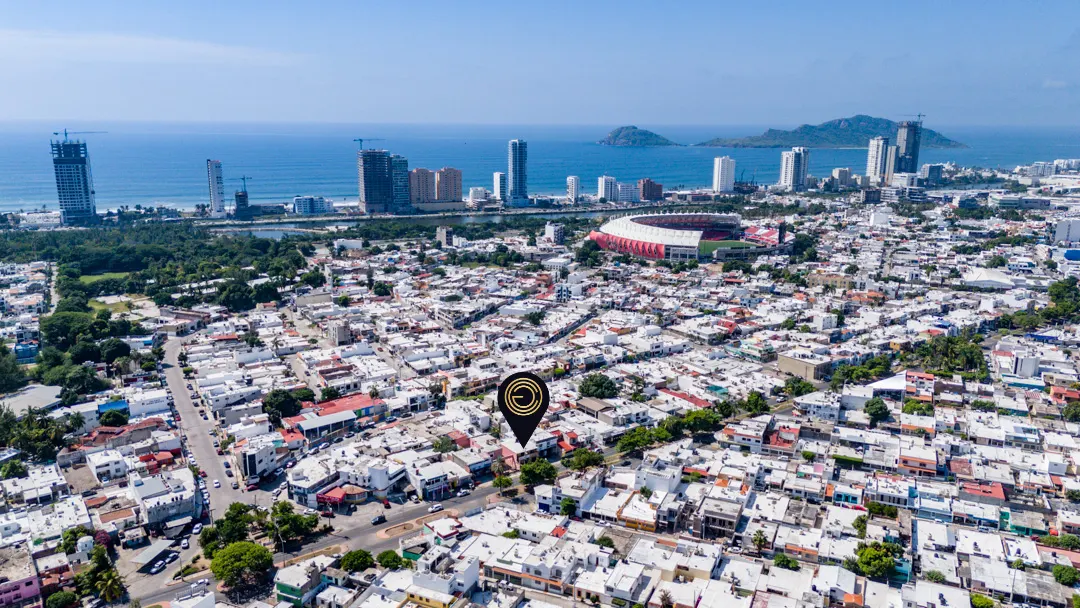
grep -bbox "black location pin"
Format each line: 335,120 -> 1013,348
497,372 -> 550,448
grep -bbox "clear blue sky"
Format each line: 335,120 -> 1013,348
2,0 -> 1078,126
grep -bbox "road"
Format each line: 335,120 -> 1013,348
163,338 -> 246,515
132,484 -> 503,605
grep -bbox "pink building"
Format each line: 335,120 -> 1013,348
0,546 -> 40,608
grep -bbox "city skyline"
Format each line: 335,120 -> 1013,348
2,1 -> 1079,126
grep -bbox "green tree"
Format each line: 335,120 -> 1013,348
69,340 -> 102,364
519,459 -> 558,486
340,550 -> 375,572
801,450 -> 816,462
853,515 -> 868,539
579,374 -> 618,399
595,536 -> 615,549
99,409 -> 129,427
0,459 -> 27,479
970,595 -> 994,608
752,529 -> 768,553
864,398 -> 890,425
563,448 -> 605,471
925,570 -> 946,583
267,501 -> 319,549
744,391 -> 770,415
432,436 -> 457,453
986,255 -> 1007,268
559,497 -> 577,517
291,388 -> 316,403
46,591 -> 78,608
376,550 -> 403,570
210,541 -> 273,588
216,282 -> 256,312
262,389 -> 301,426
492,475 -> 513,496
616,427 -> 655,453
773,553 -> 800,571
524,311 -> 546,326
0,348 -> 27,393
94,569 -> 126,603
372,282 -> 393,297
780,317 -> 797,330
1054,564 -> 1079,586
99,338 -> 131,364
855,542 -> 900,579
902,399 -> 935,416
61,526 -> 94,554
320,387 -> 341,402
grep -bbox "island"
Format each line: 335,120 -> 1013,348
695,115 -> 965,148
597,126 -> 681,147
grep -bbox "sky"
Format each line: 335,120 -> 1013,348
1,0 -> 1079,127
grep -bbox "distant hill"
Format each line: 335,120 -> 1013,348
696,115 -> 966,149
598,126 -> 680,147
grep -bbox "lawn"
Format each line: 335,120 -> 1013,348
78,271 -> 130,284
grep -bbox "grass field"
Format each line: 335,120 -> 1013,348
78,271 -> 130,284
698,240 -> 756,255
89,298 -> 131,313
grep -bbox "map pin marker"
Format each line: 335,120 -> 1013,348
497,372 -> 550,448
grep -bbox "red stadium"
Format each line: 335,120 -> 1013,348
588,213 -> 790,261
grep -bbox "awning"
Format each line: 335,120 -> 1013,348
164,516 -> 192,529
132,539 -> 175,565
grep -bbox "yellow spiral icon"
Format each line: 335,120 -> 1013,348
503,377 -> 543,417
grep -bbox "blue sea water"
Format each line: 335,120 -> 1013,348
1,121 -> 1079,213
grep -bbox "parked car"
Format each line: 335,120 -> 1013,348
181,539 -> 190,550
370,515 -> 386,525
304,508 -> 318,515
320,510 -> 334,518
150,560 -> 165,575
428,504 -> 444,513
231,481 -> 239,489
246,484 -> 259,492
273,467 -> 284,476
223,461 -> 231,469
225,469 -> 233,477
192,523 -> 203,535
382,499 -> 392,509
213,480 -> 221,488
166,551 -> 179,563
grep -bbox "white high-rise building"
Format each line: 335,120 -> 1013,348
616,182 -> 639,203
206,160 -> 226,217
866,137 -> 889,185
507,140 -> 528,205
493,172 -> 506,201
712,156 -> 735,193
566,176 -> 580,203
292,196 -> 333,215
1055,219 -> 1080,244
779,147 -> 810,192
598,175 -> 617,201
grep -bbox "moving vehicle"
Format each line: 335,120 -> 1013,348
320,510 -> 334,518
213,480 -> 221,488
192,523 -> 203,535
304,508 -> 317,515
181,539 -> 190,550
370,515 -> 386,525
428,504 -> 444,513
456,489 -> 470,497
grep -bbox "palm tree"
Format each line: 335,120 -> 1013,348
752,529 -> 768,554
490,458 -> 505,477
95,569 -> 126,604
66,412 -> 86,434
659,590 -> 674,608
369,386 -> 380,399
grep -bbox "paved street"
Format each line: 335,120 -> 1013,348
163,338 -> 246,514
132,484 -> 504,605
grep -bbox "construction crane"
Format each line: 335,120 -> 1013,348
233,176 -> 252,192
353,137 -> 385,149
901,113 -> 926,124
52,129 -> 107,142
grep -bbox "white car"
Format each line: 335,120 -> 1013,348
304,508 -> 318,515
456,489 -> 470,497
181,538 -> 190,550
192,523 -> 203,535
428,504 -> 444,513
213,480 -> 221,488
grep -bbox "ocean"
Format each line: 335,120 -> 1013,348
2,121 -> 1079,213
